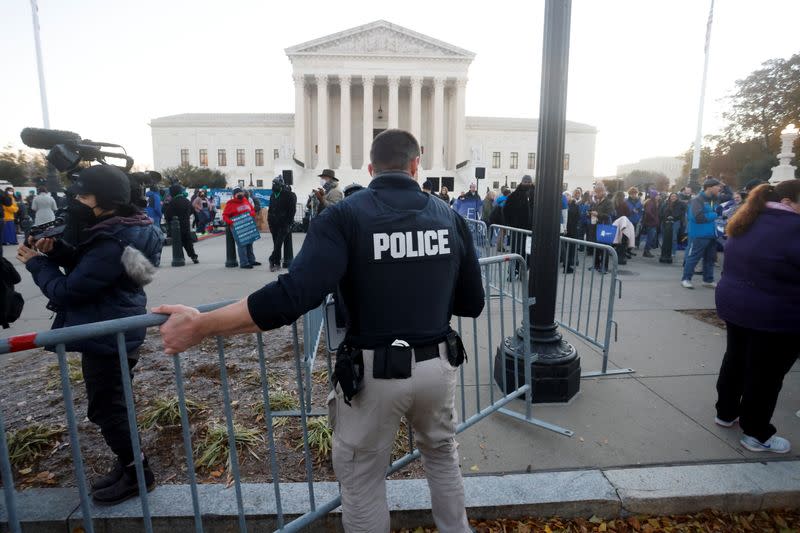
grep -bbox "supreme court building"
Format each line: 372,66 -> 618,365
150,20 -> 597,197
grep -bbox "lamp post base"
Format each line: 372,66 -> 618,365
494,326 -> 580,403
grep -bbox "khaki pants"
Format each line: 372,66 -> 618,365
329,344 -> 470,533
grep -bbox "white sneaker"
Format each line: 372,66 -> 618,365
714,416 -> 738,428
681,280 -> 694,289
702,281 -> 717,288
740,434 -> 791,453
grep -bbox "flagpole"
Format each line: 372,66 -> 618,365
689,0 -> 714,191
30,0 -> 50,128
29,0 -> 62,192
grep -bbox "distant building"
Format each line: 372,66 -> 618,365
151,20 -> 597,197
616,156 -> 684,183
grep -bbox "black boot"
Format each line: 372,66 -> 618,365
191,255 -> 199,264
92,458 -> 155,506
90,459 -> 124,493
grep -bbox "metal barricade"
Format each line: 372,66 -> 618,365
555,237 -> 632,377
486,225 -> 631,378
0,255 -> 569,532
463,218 -> 489,258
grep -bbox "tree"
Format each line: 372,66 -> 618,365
620,170 -> 669,192
720,53 -> 800,151
162,165 -> 227,189
0,147 -> 48,186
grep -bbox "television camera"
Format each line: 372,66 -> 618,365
20,127 -> 162,243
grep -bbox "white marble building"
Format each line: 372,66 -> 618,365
151,20 -> 597,197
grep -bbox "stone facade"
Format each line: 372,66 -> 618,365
150,20 -> 597,197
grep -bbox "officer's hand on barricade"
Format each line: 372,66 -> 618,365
152,304 -> 203,355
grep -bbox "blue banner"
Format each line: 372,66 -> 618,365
231,213 -> 261,245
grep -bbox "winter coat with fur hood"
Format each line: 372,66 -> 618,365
26,212 -> 163,356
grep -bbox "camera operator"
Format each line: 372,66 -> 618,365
16,164 -> 163,506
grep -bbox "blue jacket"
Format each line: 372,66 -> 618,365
626,198 -> 643,225
26,212 -> 163,356
687,191 -> 717,239
145,190 -> 162,224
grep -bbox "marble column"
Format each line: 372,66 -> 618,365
388,75 -> 400,130
293,74 -> 306,165
455,78 -> 467,167
432,76 -> 445,170
339,75 -> 352,170
362,75 -> 374,171
316,74 -> 329,169
410,76 -> 422,143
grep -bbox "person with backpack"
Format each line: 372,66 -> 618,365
16,164 -> 162,505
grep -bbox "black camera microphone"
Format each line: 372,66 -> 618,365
20,127 -> 82,150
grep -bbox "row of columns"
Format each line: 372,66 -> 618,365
293,74 -> 466,171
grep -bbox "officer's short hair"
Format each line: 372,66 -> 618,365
370,129 -> 420,173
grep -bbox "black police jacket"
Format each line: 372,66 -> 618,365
247,172 -> 485,347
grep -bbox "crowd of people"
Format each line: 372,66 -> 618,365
421,173 -> 769,287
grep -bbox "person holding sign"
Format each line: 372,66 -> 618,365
223,187 -> 260,269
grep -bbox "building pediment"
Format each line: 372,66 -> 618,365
286,20 -> 475,60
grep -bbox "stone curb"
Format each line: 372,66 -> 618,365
1,460 -> 798,532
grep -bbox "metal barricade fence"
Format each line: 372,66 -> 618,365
463,218 -> 488,258
554,237 -> 632,377
0,254 -> 569,532
486,224 -> 632,378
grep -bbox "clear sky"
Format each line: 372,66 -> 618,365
1,0 -> 798,176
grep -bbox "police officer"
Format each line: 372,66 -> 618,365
155,129 -> 484,533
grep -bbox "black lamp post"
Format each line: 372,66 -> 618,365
249,172 -> 254,187
494,0 -> 580,403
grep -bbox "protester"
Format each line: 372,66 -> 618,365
438,186 -> 451,205
588,182 -> 614,271
223,187 -> 258,269
504,175 -> 535,274
2,188 -> 19,245
641,190 -> 660,258
144,186 -> 162,227
30,186 -> 58,226
192,189 -> 212,234
625,187 -> 643,250
714,179 -> 800,454
562,189 -> 580,273
482,189 -> 495,222
660,192 -> 686,257
266,177 -> 296,272
453,183 -> 482,220
612,191 -> 632,263
163,184 -> 199,264
681,178 -> 722,289
314,169 -> 343,214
